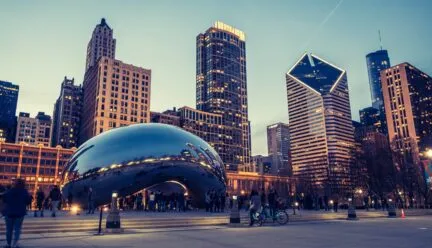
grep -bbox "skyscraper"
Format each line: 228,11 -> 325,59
196,21 -> 251,171
381,63 -> 432,163
366,49 -> 390,134
15,112 -> 52,147
359,106 -> 382,131
52,77 -> 83,148
286,53 -> 355,194
0,80 -> 19,142
267,123 -> 291,175
366,50 -> 390,111
80,57 -> 151,144
85,18 -> 116,72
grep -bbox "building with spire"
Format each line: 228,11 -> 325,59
80,19 -> 151,144
196,21 -> 251,171
366,49 -> 390,134
286,53 -> 355,195
85,18 -> 116,72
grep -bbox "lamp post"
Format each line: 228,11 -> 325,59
106,191 -> 123,233
229,195 -> 241,227
388,198 -> 396,218
293,202 -> 299,215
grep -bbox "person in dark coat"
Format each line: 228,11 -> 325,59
34,187 -> 45,217
3,179 -> 32,248
267,187 -> 278,221
48,185 -> 62,217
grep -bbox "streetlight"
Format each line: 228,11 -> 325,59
229,195 -> 240,226
106,191 -> 123,233
425,149 -> 432,159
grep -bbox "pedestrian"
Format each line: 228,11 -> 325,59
34,187 -> 45,217
260,188 -> 266,206
149,192 -> 155,211
0,184 -> 6,218
2,179 -> 32,248
249,190 -> 262,226
333,199 -> 338,213
87,187 -> 95,214
220,192 -> 226,212
48,185 -> 62,217
205,191 -> 211,212
67,192 -> 73,210
268,186 -> 278,221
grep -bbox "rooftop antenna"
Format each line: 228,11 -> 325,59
378,30 -> 383,50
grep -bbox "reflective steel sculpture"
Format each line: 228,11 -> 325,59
61,124 -> 227,207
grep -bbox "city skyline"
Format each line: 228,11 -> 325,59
1,1 -> 432,155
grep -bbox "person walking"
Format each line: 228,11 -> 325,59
48,185 -> 62,217
3,179 -> 32,248
249,190 -> 262,226
34,187 -> 45,217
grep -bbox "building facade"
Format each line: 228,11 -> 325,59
359,106 -> 382,132
381,63 -> 432,163
15,112 -> 52,147
85,18 -> 116,72
226,171 -> 291,197
178,106 -> 225,159
252,155 -> 272,175
0,141 -> 75,196
52,77 -> 83,148
366,49 -> 391,134
366,50 -> 391,112
150,109 -> 180,127
0,80 -> 19,143
80,57 -> 151,144
267,122 -> 291,175
196,21 -> 251,171
286,53 -> 355,195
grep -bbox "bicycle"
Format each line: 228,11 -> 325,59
251,205 -> 289,226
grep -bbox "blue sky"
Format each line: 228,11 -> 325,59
1,0 -> 431,155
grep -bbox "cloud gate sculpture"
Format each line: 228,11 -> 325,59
61,124 -> 227,207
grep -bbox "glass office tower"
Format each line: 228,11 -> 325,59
196,21 -> 251,171
286,53 -> 355,195
366,49 -> 390,133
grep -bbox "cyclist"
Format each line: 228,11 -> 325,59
249,189 -> 261,226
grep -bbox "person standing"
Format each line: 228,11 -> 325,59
267,187 -> 278,222
87,187 -> 95,214
67,192 -> 73,210
48,185 -> 62,217
3,179 -> 32,248
34,187 -> 45,217
249,190 -> 262,226
0,184 -> 6,217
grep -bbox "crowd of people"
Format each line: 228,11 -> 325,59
118,191 -> 190,212
204,189 -> 228,212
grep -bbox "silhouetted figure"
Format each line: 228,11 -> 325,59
3,179 -> 32,248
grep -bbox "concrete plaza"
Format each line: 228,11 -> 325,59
9,216 -> 432,248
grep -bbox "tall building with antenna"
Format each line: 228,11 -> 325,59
365,31 -> 390,133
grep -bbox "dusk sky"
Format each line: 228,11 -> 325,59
1,0 -> 431,155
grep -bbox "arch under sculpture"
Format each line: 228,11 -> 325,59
61,124 -> 227,207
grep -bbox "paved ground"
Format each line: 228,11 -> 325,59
7,216 -> 432,248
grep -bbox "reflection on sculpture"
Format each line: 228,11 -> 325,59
61,124 -> 227,207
